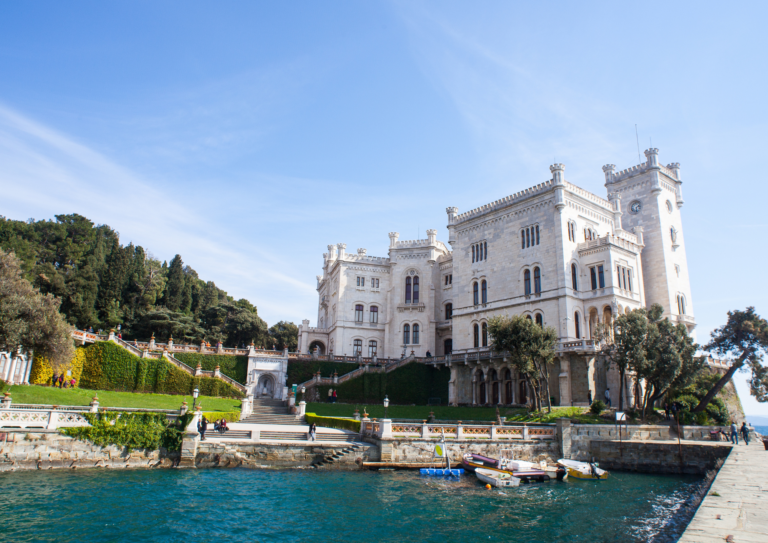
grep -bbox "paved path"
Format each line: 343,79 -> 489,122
679,438 -> 768,542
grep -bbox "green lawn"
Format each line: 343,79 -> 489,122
305,402 -> 613,424
9,385 -> 241,412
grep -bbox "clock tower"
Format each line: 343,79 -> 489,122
603,149 -> 694,333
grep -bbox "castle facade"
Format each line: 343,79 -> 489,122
298,148 -> 694,406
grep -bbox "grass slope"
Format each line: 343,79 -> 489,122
9,385 -> 241,412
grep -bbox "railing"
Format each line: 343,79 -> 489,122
360,421 -> 556,441
0,406 -> 181,430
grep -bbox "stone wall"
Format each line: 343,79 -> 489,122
0,430 -> 176,471
195,441 -> 378,469
590,440 -> 731,475
369,438 -> 560,465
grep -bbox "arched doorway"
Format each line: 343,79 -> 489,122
443,338 -> 452,355
491,369 -> 499,404
504,369 -> 513,404
308,341 -> 325,355
479,381 -> 487,405
519,380 -> 528,405
256,374 -> 276,398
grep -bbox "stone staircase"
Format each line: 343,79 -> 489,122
311,444 -> 366,468
240,399 -> 304,426
203,429 -> 252,440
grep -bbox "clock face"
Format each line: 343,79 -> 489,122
629,200 -> 642,214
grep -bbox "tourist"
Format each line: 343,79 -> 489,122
327,388 -> 333,403
425,350 -> 432,357
220,419 -> 228,433
118,332 -> 122,340
729,421 -> 739,445
604,388 -> 611,408
198,417 -> 208,441
308,422 -> 317,441
664,403 -> 671,421
58,374 -> 65,388
88,326 -> 94,333
587,390 -> 592,405
213,420 -> 220,432
332,389 -> 337,403
70,378 -> 76,388
740,422 -> 750,445
52,372 -> 58,387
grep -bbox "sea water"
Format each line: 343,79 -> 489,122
0,468 -> 703,543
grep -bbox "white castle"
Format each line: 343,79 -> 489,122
298,148 -> 694,406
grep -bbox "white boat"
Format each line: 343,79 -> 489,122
557,459 -> 608,480
500,454 -> 568,481
475,467 -> 521,487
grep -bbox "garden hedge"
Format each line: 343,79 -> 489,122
174,353 -> 248,384
79,342 -> 244,398
202,411 -> 241,423
305,413 -> 361,433
286,360 -> 359,387
64,412 -> 194,452
316,363 -> 449,405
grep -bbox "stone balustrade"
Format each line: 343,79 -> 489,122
360,420 -> 555,441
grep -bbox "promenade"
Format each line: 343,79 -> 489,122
679,439 -> 767,542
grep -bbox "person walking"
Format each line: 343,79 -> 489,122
740,422 -> 750,445
52,372 -> 58,387
199,416 -> 209,441
729,421 -> 739,445
308,422 -> 317,441
332,389 -> 337,403
58,374 -> 65,388
327,388 -> 333,403
664,402 -> 671,421
604,388 -> 611,408
587,390 -> 593,405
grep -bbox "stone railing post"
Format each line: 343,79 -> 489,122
108,329 -> 116,342
213,365 -> 221,378
89,396 -> 99,413
457,421 -> 464,440
0,392 -> 11,409
149,335 -> 156,350
490,423 -> 498,440
194,363 -> 202,377
556,418 -> 571,459
180,401 -> 189,416
288,394 -> 296,408
333,371 -> 339,384
217,342 -> 223,354
199,341 -> 206,353
241,395 -> 253,419
297,401 -> 306,418
379,418 -> 393,439
142,348 -> 149,358
283,347 -> 289,357
47,409 -> 59,430
168,337 -> 174,350
421,421 -> 429,439
523,424 -> 530,440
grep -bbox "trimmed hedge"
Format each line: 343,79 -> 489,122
79,342 -> 244,399
305,412 -> 361,433
287,360 -> 360,387
174,353 -> 248,385
63,412 -> 194,452
203,411 -> 240,423
316,363 -> 450,405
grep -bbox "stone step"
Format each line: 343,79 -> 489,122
201,430 -> 251,440
259,431 -> 357,442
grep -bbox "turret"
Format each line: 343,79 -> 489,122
327,244 -> 337,261
446,207 -> 458,225
337,243 -> 347,260
644,148 -> 660,168
551,163 -> 565,210
609,192 -> 623,231
388,232 -> 399,248
427,229 -> 437,245
602,164 -> 616,185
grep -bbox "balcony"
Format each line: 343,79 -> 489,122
397,302 -> 425,313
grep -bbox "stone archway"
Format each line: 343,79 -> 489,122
256,374 -> 277,398
308,341 -> 325,355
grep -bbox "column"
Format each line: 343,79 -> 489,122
559,356 -> 572,406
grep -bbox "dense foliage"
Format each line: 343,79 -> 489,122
0,250 -> 74,369
286,360 -> 359,387
0,214 -> 296,348
174,353 -> 248,384
202,411 -> 241,423
75,342 -> 244,398
63,412 -> 193,452
268,321 -> 299,351
305,413 -> 361,433
316,364 -> 449,405
487,315 -> 558,412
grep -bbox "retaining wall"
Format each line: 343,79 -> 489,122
195,441 -> 378,469
590,440 -> 732,475
367,438 -> 560,465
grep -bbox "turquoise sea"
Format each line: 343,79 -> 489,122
0,469 -> 703,543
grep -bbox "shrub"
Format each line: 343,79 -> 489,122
29,356 -> 53,385
203,411 -> 240,423
63,412 -> 194,452
305,413 -> 361,433
590,400 -> 606,415
79,342 -> 244,398
174,353 -> 248,384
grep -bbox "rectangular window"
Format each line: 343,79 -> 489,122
356,277 -> 361,287
536,225 -> 540,245
598,265 -> 605,288
590,267 -> 597,290
361,277 -> 365,287
617,267 -> 622,288
627,270 -> 633,292
368,341 -> 377,357
622,268 -> 627,290
484,241 -> 488,259
449,274 -> 452,284
370,306 -> 378,323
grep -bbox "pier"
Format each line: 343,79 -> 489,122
679,440 -> 767,542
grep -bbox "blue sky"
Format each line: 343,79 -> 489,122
1,1 -> 767,416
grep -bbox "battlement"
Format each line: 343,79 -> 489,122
565,182 -> 613,210
605,149 -> 680,185
343,253 -> 389,264
452,180 -> 554,225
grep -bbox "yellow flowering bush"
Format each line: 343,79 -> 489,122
29,356 -> 53,385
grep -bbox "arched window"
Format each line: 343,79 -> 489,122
472,245 -> 475,263
413,324 -> 420,344
526,228 -> 530,248
571,264 -> 578,291
521,231 -> 525,249
526,315 -> 533,321
678,295 -> 686,315
479,243 -> 483,261
524,269 -> 531,295
534,267 -> 541,293
405,276 -> 412,303
403,324 -> 410,345
535,313 -> 543,327
473,282 -> 479,305
355,304 -> 364,322
473,323 -> 479,348
368,340 -> 377,357
481,280 -> 487,304
413,276 -> 420,303
370,306 -> 378,323
575,311 -> 581,339
445,303 -> 453,320
484,241 -> 488,259
444,338 -> 452,354
353,339 -> 362,356
482,322 -> 488,347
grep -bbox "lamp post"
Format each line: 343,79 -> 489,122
192,388 -> 199,410
301,386 -> 306,402
383,395 -> 390,420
